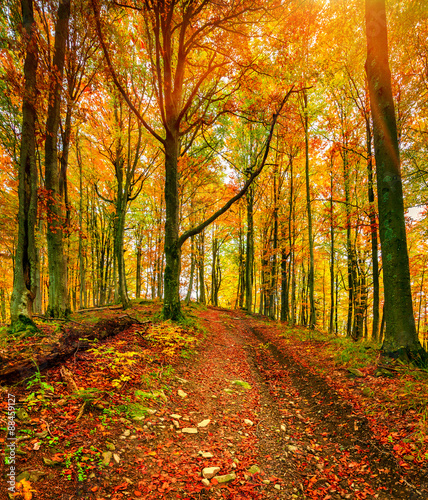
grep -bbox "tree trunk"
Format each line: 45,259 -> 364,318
269,170 -> 279,320
114,199 -> 129,308
329,159 -> 335,335
45,0 -> 71,319
245,185 -> 254,312
289,156 -> 296,327
303,91 -> 316,329
136,245 -> 142,299
365,0 -> 425,361
365,104 -> 380,341
163,133 -> 182,319
185,235 -> 195,304
211,234 -> 221,307
77,138 -> 87,309
10,0 -> 39,332
197,231 -> 206,305
418,259 -> 426,336
280,245 -> 289,322
343,148 -> 355,337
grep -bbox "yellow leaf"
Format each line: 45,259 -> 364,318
14,479 -> 35,500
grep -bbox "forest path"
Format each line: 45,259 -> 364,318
217,309 -> 424,500
5,306 -> 427,500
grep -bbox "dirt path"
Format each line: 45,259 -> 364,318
120,307 -> 426,499
4,306 -> 428,500
226,310 -> 426,500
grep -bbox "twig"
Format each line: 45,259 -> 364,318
41,418 -> 53,437
76,402 -> 86,421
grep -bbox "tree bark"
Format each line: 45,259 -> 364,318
365,103 -> 380,341
329,157 -> 335,335
163,132 -> 182,319
365,0 -> 425,361
303,91 -> 315,328
185,235 -> 195,304
245,184 -> 254,313
45,0 -> 71,319
10,0 -> 39,332
197,231 -> 206,305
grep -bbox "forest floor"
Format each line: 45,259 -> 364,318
1,302 -> 428,500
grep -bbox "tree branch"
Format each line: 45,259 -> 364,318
90,0 -> 165,145
177,86 -> 296,247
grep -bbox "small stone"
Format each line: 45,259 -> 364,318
33,442 -> 41,450
123,429 -> 131,437
287,445 -> 298,452
152,390 -> 167,402
177,377 -> 188,384
262,480 -> 270,485
248,465 -> 261,474
274,484 -> 281,490
203,467 -> 221,479
182,428 -> 198,434
35,431 -> 48,438
244,419 -> 254,426
215,472 -> 236,484
348,368 -> 365,378
113,453 -> 120,464
105,442 -> 116,451
172,420 -> 180,429
178,389 -> 188,398
361,387 -> 372,397
224,388 -> 234,394
199,451 -> 214,458
280,424 -> 286,431
16,471 -> 30,482
404,455 -> 415,461
16,408 -> 30,421
202,478 -> 210,487
43,457 -> 62,467
102,451 -> 112,466
170,414 -> 182,419
198,419 -> 211,428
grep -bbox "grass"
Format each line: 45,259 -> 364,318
330,337 -> 380,368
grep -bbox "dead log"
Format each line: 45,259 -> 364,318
0,316 -> 145,384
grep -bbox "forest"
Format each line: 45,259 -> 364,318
2,0 -> 428,358
4,1 -> 428,499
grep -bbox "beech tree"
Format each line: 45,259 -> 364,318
365,0 -> 426,360
44,0 -> 71,318
10,0 -> 39,331
92,0 -> 294,319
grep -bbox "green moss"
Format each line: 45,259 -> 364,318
8,314 -> 39,335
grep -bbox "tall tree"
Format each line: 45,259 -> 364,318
302,90 -> 316,328
92,0 -> 294,319
10,0 -> 38,331
44,0 -> 71,318
365,0 -> 425,360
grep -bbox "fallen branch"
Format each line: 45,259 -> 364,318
0,316 -> 137,384
75,305 -> 123,313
